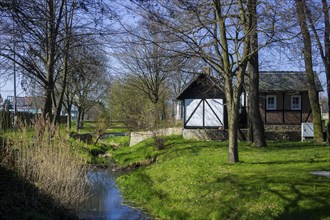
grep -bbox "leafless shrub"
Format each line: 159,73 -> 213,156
94,116 -> 110,145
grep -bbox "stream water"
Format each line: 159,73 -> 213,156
79,170 -> 148,220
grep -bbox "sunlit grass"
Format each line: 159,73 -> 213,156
71,121 -> 96,134
115,136 -> 330,219
68,120 -> 130,163
101,135 -> 130,147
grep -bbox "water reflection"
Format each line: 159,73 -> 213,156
80,170 -> 148,220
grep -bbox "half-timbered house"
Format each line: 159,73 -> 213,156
177,71 -> 323,129
176,73 -> 226,129
259,71 -> 323,125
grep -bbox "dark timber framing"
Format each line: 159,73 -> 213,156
263,91 -> 318,125
177,73 -> 226,129
259,72 -> 323,125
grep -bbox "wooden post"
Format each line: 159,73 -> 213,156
282,92 -> 285,124
300,92 -> 303,123
265,92 -> 267,124
202,99 -> 205,127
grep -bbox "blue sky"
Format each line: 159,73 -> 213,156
0,0 -> 327,102
0,72 -> 25,102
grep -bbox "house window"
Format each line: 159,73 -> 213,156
291,95 -> 301,110
266,95 -> 276,110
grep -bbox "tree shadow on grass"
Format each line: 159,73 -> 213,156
271,183 -> 330,220
266,141 -> 322,150
119,170 -> 191,219
159,140 -> 226,162
198,173 -> 330,219
245,159 -> 329,165
0,166 -> 77,220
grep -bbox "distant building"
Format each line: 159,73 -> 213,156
6,95 -> 43,113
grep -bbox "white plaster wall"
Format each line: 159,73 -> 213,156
185,99 -> 224,127
185,99 -> 203,126
205,99 -> 223,126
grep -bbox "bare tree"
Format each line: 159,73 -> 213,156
0,0 -> 118,125
127,0 -> 282,162
247,0 -> 266,147
0,0 -> 74,119
115,22 -> 179,125
70,40 -> 109,131
295,0 -> 324,143
167,56 -> 202,96
302,0 -> 329,144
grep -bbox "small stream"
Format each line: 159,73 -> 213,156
79,170 -> 148,220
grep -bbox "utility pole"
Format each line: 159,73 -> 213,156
13,16 -> 17,130
13,40 -> 17,115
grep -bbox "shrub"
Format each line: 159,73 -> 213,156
154,135 -> 165,150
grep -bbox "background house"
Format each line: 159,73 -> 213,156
6,96 -> 43,113
176,73 -> 226,129
176,71 -> 323,141
258,71 -> 323,125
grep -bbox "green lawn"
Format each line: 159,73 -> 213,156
72,121 -> 96,134
113,136 -> 330,219
101,135 -> 130,147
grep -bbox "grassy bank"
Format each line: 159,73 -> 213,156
112,136 -> 330,219
0,165 -> 76,219
0,123 -> 89,219
0,120 -> 130,219
67,122 -> 129,164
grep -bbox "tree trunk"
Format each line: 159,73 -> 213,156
81,109 -> 85,126
304,0 -> 330,144
247,0 -> 266,147
53,75 -> 66,126
227,102 -> 239,163
76,106 -> 82,132
53,84 -> 65,126
247,103 -> 254,142
53,50 -> 68,126
248,62 -> 267,147
43,0 -> 57,121
43,83 -> 53,120
326,62 -> 330,145
326,57 -> 330,145
322,0 -> 330,145
225,80 -> 239,163
295,0 -> 324,143
67,103 -> 72,130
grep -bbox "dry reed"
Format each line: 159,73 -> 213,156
0,117 -> 90,213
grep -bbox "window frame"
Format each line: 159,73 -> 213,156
266,95 -> 277,110
291,95 -> 301,110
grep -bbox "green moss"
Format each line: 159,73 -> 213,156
114,136 -> 330,219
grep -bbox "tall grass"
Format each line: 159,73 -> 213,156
0,117 -> 89,214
